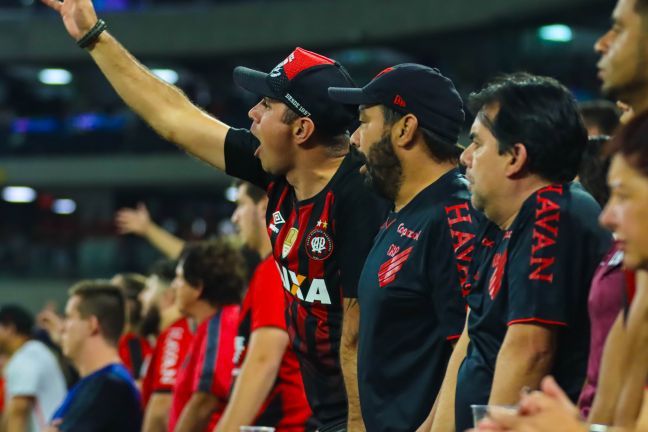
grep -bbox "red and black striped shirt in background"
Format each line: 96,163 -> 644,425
118,331 -> 152,380
233,255 -> 312,431
225,128 -> 389,431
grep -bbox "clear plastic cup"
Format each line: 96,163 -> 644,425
471,404 -> 489,426
240,427 -> 276,432
471,404 -> 518,426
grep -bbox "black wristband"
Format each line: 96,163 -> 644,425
77,19 -> 107,49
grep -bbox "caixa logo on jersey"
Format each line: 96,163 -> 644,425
276,264 -> 332,305
305,228 -> 334,261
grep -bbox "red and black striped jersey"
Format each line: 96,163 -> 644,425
225,128 -> 389,430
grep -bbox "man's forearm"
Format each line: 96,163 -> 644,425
144,223 -> 185,259
142,393 -> 172,432
489,342 -> 554,405
430,325 -> 469,432
87,33 -> 228,169
216,329 -> 287,432
5,397 -> 32,432
341,299 -> 364,431
174,392 -> 220,432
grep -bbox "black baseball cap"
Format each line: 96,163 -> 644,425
233,47 -> 357,135
328,63 -> 465,144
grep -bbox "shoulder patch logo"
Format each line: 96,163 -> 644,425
282,227 -> 299,258
305,229 -> 334,261
273,211 -> 285,225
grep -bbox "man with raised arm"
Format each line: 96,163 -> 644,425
43,2 -> 389,429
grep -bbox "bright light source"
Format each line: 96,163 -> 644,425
52,199 -> 76,215
538,24 -> 573,43
152,69 -> 179,84
225,186 -> 238,203
3,186 -> 36,203
38,69 -> 73,85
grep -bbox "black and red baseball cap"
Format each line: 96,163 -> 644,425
328,63 -> 465,144
233,47 -> 357,135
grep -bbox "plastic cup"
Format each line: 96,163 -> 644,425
471,404 -> 518,426
240,427 -> 276,432
471,404 -> 489,426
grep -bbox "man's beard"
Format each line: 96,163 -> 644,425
361,133 -> 403,202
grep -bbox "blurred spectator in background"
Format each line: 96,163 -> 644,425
579,100 -> 621,136
112,272 -> 153,380
168,239 -> 244,432
138,259 -> 182,339
116,203 -> 185,259
0,305 -> 66,432
140,259 -> 194,432
579,135 -> 612,207
48,281 -> 142,432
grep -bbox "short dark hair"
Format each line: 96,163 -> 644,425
0,305 -> 34,337
469,72 -> 587,183
579,100 -> 621,136
280,101 -> 350,149
148,259 -> 177,285
69,281 -> 126,346
178,239 -> 245,306
636,0 -> 648,13
606,109 -> 648,176
579,135 -> 611,206
235,180 -> 266,204
381,106 -> 462,162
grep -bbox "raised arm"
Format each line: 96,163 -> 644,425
115,203 -> 185,258
41,0 -> 231,169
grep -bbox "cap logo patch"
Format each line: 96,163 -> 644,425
393,95 -> 407,107
269,52 -> 295,78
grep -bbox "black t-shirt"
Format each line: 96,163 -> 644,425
357,169 -> 478,432
454,183 -> 612,431
225,128 -> 389,430
51,363 -> 142,432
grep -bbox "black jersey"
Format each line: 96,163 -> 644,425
454,183 -> 612,431
225,128 -> 389,430
357,169 -> 477,432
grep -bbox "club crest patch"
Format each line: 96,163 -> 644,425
305,229 -> 334,261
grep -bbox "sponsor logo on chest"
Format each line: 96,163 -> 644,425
276,263 -> 332,305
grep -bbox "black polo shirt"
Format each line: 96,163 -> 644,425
225,128 -> 390,431
454,183 -> 612,431
358,169 -> 478,432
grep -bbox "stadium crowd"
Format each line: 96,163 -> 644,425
2,0 -> 648,430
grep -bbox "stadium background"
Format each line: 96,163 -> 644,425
0,0 -> 614,311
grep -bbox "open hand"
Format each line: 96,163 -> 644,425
40,0 -> 99,42
115,203 -> 152,237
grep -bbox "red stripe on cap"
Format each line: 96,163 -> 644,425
373,67 -> 394,80
283,47 -> 335,81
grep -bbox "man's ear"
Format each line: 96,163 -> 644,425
392,114 -> 419,148
88,315 -> 101,337
292,117 -> 316,145
506,143 -> 529,177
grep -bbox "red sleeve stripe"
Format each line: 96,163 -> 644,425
446,334 -> 461,341
507,317 -> 568,327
